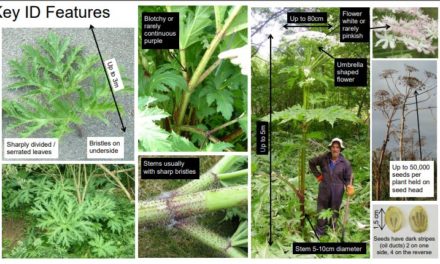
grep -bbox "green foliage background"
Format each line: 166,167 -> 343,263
2,164 -> 134,258
138,6 -> 248,152
3,32 -> 131,139
251,8 -> 370,258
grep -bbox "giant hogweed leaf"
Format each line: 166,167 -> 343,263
204,142 -> 234,152
178,6 -> 212,49
206,88 -> 234,120
169,131 -> 199,151
89,236 -> 118,258
32,198 -> 96,247
138,96 -> 172,151
3,32 -> 127,139
146,64 -> 187,95
214,6 -> 228,32
224,6 -> 247,36
268,105 -> 359,127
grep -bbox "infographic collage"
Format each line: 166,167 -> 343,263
0,1 -> 439,263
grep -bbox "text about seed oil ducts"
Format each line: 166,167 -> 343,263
373,205 -> 438,258
389,161 -> 434,197
141,157 -> 199,179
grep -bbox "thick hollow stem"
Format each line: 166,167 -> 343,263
177,221 -> 247,258
217,169 -> 248,181
139,185 -> 247,224
176,6 -> 243,127
173,155 -> 245,195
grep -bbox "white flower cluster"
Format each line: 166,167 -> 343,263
374,8 -> 438,55
289,31 -> 344,48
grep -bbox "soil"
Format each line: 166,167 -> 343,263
2,216 -> 26,250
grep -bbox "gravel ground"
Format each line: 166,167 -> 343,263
2,28 -> 134,161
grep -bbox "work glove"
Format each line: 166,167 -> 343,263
346,185 -> 355,196
218,46 -> 249,75
316,174 -> 323,183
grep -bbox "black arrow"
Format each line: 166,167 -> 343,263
283,23 -> 332,30
89,25 -> 126,132
318,46 -> 335,59
268,34 -> 273,246
378,208 -> 386,230
370,24 -> 390,30
414,90 -> 422,160
168,51 -> 187,72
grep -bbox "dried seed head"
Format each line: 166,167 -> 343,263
425,70 -> 437,79
385,206 -> 404,233
405,64 -> 419,73
409,206 -> 428,233
402,76 -> 422,89
380,69 -> 398,79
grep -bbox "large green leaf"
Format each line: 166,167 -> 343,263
179,6 -> 212,49
3,32 -> 129,139
146,64 -> 187,95
225,6 -> 247,36
268,105 -> 359,127
206,88 -> 234,120
138,96 -> 172,151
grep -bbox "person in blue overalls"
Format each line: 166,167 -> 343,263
308,138 -> 355,237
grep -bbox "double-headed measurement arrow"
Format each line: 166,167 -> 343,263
377,208 -> 386,230
268,34 -> 273,246
370,24 -> 390,30
318,46 -> 335,59
89,25 -> 126,132
283,23 -> 333,30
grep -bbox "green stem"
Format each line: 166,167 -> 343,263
173,155 -> 245,195
217,169 -> 248,181
98,164 -> 133,201
179,125 -> 223,143
208,113 -> 244,135
180,49 -> 189,83
176,6 -> 243,127
193,59 -> 222,88
177,222 -> 247,258
214,6 -> 223,33
139,185 -> 247,224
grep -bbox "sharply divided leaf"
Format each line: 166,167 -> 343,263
206,89 -> 234,120
3,32 -> 130,139
179,6 -> 212,49
138,97 -> 172,151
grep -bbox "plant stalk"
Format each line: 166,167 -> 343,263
98,164 -> 133,201
139,185 -> 247,224
176,6 -> 243,127
173,155 -> 245,195
217,169 -> 248,181
177,222 -> 247,258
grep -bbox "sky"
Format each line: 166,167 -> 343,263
372,60 -> 437,159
